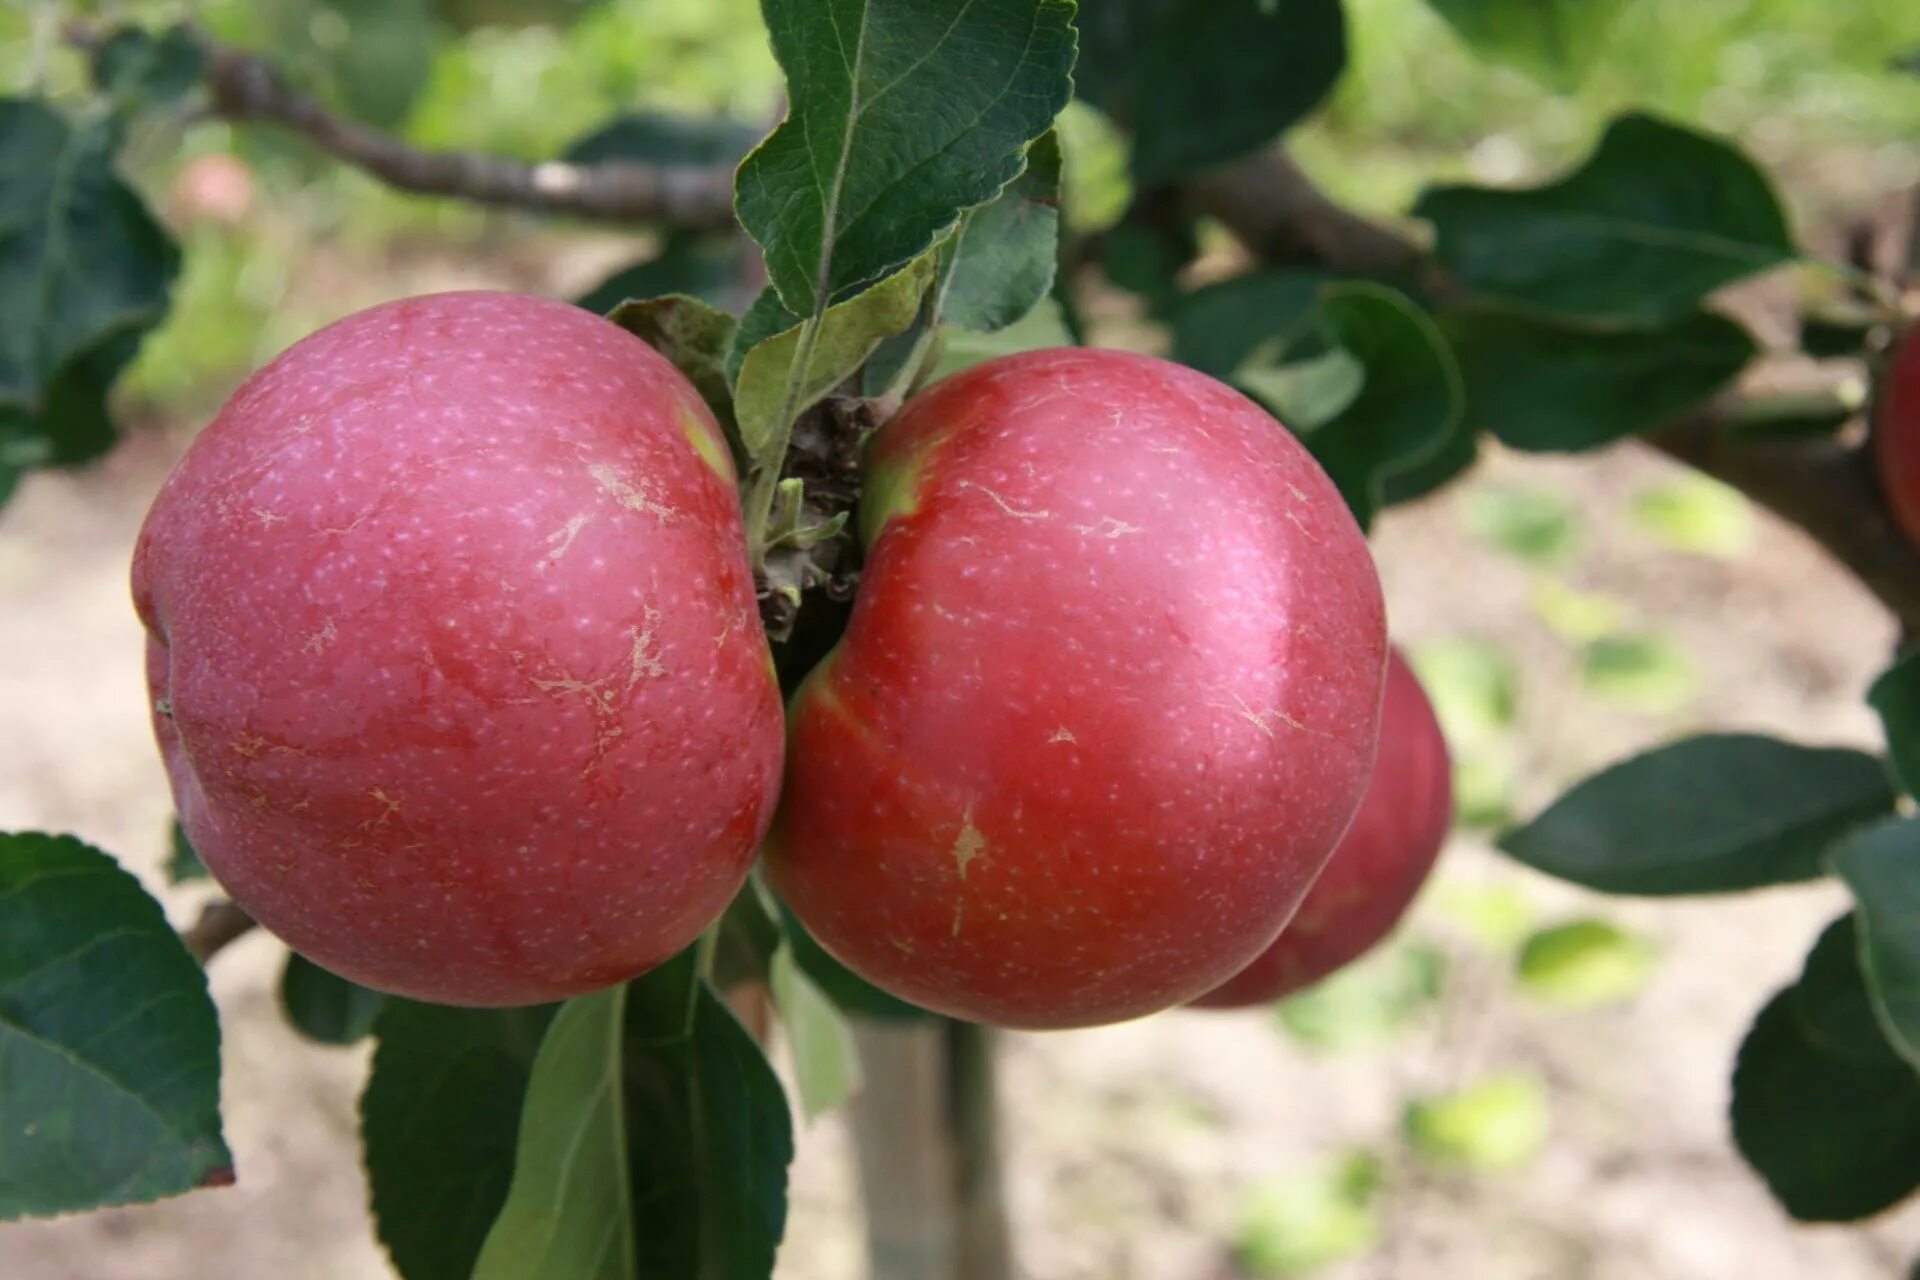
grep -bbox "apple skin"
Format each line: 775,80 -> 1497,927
1877,324 -> 1920,548
132,291 -> 782,1006
1190,648 -> 1452,1009
766,349 -> 1388,1029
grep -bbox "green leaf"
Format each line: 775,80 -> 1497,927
0,101 -> 179,497
1462,484 -> 1578,565
734,0 -> 1077,316
1834,817 -> 1920,1069
1579,633 -> 1698,713
937,131 -> 1061,333
1234,1151 -> 1382,1278
769,942 -> 862,1118
279,953 -> 385,1046
1378,414 -> 1479,508
90,25 -> 208,113
1169,269 -> 1328,377
1516,918 -> 1656,1008
1732,914 -> 1920,1221
1424,0 -> 1633,90
606,291 -> 741,429
732,254 -> 935,459
1432,878 -> 1537,952
1499,734 -> 1897,895
166,820 -> 207,884
1871,650 -> 1920,798
1076,0 -> 1346,184
1404,1071 -> 1550,1172
621,952 -> 793,1279
1408,637 -> 1518,748
1528,579 -> 1623,643
1628,474 -> 1756,557
933,295 -> 1078,380
779,901 -> 934,1020
710,881 -> 785,994
0,832 -> 229,1219
363,1001 -> 556,1280
575,233 -> 740,316
1443,308 -> 1757,451
1275,942 -> 1446,1051
1415,113 -> 1795,324
563,112 -> 761,168
473,987 -> 635,1280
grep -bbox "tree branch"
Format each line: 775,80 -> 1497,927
76,24 -> 739,227
1191,147 -> 1920,633
182,899 -> 255,964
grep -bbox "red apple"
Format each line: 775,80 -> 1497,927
1191,648 -> 1452,1008
1877,323 -> 1920,548
133,291 -> 782,1006
766,349 -> 1388,1029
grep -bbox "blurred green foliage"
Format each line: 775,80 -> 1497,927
1276,941 -> 1447,1051
1518,918 -> 1658,1007
1235,1151 -> 1384,1277
1629,474 -> 1757,558
1464,483 -> 1581,566
1580,633 -> 1699,713
1404,1071 -> 1551,1172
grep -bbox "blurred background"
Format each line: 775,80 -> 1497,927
3,0 -> 1920,1276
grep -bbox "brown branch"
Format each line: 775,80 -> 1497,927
1190,146 -> 1920,633
74,24 -> 738,228
182,899 -> 255,964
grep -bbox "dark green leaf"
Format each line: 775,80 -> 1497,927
1443,307 -> 1757,451
734,0 -> 1076,315
1424,0 -> 1632,89
1499,734 -> 1896,895
574,232 -> 739,315
937,131 -> 1061,333
563,113 -> 761,168
1169,269 -> 1327,377
709,881 -> 785,993
1732,914 -> 1920,1221
1835,817 -> 1920,1069
0,101 -> 179,497
0,832 -> 229,1219
621,952 -> 793,1279
1099,215 -> 1196,314
1871,650 -> 1920,798
279,953 -> 385,1046
262,0 -> 438,128
1076,0 -> 1346,183
1415,113 -> 1795,324
363,1001 -> 556,1280
91,25 -> 208,113
166,820 -> 207,884
605,290 -> 740,431
1378,415 -> 1478,507
1800,312 -> 1883,360
780,902 -> 933,1020
473,988 -> 634,1280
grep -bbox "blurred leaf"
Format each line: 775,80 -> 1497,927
1834,817 -> 1920,1069
1732,914 -> 1920,1222
709,882 -> 784,994
1444,308 -> 1756,451
1379,414 -> 1479,508
1415,113 -> 1795,324
364,1001 -> 556,1280
563,111 -> 760,167
1800,311 -> 1884,360
1054,100 -> 1131,235
606,290 -> 740,428
1424,0 -> 1632,89
1076,0 -> 1346,184
1276,942 -> 1446,1051
1237,349 -> 1366,431
735,0 -> 1075,316
166,820 -> 207,884
279,953 -> 385,1046
1404,1072 -> 1550,1172
91,25 -> 208,113
1169,271 -> 1327,377
1628,474 -> 1755,557
263,0 -> 441,129
1870,650 -> 1920,798
1516,918 -> 1656,1008
938,132 -> 1061,333
779,901 -> 934,1021
1453,750 -> 1516,830
0,101 -> 179,500
473,988 -> 634,1280
1499,734 -> 1897,895
1235,1151 -> 1382,1278
1462,484 -> 1578,565
732,256 -> 934,460
1528,579 -> 1623,643
1580,633 -> 1697,712
933,296 -> 1078,381
1432,878 -> 1537,951
576,233 -> 740,315
0,832 -> 229,1219
769,942 -> 862,1118
1408,637 -> 1518,748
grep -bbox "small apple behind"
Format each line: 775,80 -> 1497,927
133,291 -> 782,1006
1192,648 -> 1452,1008
768,349 -> 1388,1029
1877,323 -> 1920,548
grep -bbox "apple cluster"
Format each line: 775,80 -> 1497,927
134,291 -> 1455,1026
